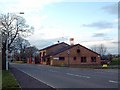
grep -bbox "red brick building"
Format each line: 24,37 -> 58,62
39,42 -> 101,66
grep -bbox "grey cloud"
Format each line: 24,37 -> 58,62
82,21 -> 114,29
49,37 -> 68,42
107,47 -> 118,55
29,36 -> 68,49
103,38 -> 113,41
29,40 -> 53,49
111,41 -> 120,44
92,33 -> 106,37
101,3 -> 118,15
81,40 -> 100,43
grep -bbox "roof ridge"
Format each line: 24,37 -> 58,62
76,44 -> 100,55
44,44 -> 100,56
39,42 -> 69,51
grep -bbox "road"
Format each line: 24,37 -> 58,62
10,63 -> 119,88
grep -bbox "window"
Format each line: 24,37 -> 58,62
59,57 -> 65,60
73,57 -> 76,60
42,57 -> 46,62
77,49 -> 80,53
91,57 -> 96,62
81,57 -> 87,62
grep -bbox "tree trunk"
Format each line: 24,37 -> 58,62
2,46 -> 6,70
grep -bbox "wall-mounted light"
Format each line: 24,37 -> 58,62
98,55 -> 100,57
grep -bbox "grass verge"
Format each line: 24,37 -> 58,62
111,58 -> 120,65
12,61 -> 24,64
2,70 -> 21,90
0,70 -> 2,90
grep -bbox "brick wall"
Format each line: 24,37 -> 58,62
51,44 -> 101,65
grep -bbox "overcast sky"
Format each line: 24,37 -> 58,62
0,0 -> 119,54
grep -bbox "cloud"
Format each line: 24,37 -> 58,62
25,15 -> 48,30
0,0 -> 63,28
80,39 -> 118,54
92,33 -> 106,37
30,39 -> 54,49
29,37 -> 68,49
0,0 -> 63,13
33,26 -> 70,40
101,3 -> 118,15
111,40 -> 120,44
81,39 -> 118,47
82,21 -> 114,29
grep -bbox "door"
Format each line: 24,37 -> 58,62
46,58 -> 50,65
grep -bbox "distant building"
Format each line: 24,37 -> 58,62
25,46 -> 40,64
39,42 -> 101,66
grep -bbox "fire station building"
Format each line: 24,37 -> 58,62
39,42 -> 101,66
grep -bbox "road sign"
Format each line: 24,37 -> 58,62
53,58 -> 59,60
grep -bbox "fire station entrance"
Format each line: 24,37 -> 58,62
46,58 -> 50,65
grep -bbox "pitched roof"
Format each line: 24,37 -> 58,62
76,44 -> 100,56
43,45 -> 71,58
39,42 -> 69,51
43,44 -> 100,58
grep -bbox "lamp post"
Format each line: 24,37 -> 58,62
67,50 -> 70,67
0,27 -> 2,69
6,12 -> 24,70
6,33 -> 8,70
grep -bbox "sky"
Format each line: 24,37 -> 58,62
0,0 -> 119,54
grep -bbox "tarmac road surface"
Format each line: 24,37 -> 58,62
10,63 -> 119,89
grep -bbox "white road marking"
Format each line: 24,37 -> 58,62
14,67 -> 56,88
94,69 -> 118,73
49,70 -> 58,72
66,73 -> 90,79
109,80 -> 119,84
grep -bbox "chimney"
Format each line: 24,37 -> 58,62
57,41 -> 60,43
70,38 -> 74,45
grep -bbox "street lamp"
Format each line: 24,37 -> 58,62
19,12 -> 24,14
6,12 -> 24,70
0,28 -> 2,70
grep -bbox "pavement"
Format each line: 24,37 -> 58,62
10,63 -> 119,90
10,65 -> 56,90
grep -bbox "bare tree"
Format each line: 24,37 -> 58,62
91,45 -> 97,52
98,44 -> 107,56
25,46 -> 38,58
91,44 -> 107,56
0,13 -> 34,69
10,36 -> 30,61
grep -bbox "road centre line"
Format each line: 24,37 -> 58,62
94,69 -> 118,73
109,80 -> 119,84
49,70 -> 58,72
66,73 -> 90,79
